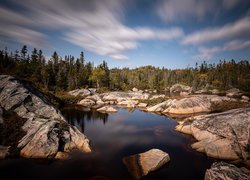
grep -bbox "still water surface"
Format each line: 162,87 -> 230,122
0,106 -> 217,180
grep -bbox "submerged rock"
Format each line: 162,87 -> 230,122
0,75 -> 91,159
176,108 -> 250,162
205,162 -> 250,180
97,106 -> 117,113
123,149 -> 170,179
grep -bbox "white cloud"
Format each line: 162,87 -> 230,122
194,40 -> 250,60
182,16 -> 250,45
157,0 -> 244,22
157,0 -> 216,22
0,6 -> 47,48
0,0 -> 184,60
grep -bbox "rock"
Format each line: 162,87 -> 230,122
85,94 -> 102,102
54,152 -> 69,160
88,88 -> 97,94
96,100 -> 105,105
97,106 -> 117,113
205,162 -> 250,180
102,92 -> 130,101
210,89 -> 220,95
194,89 -> 209,94
77,99 -> 96,107
102,91 -> 149,102
64,126 -> 91,153
180,91 -> 189,97
150,94 -> 165,100
0,107 -> 3,124
132,87 -> 138,92
226,88 -> 242,98
68,89 -> 91,97
123,149 -> 170,179
163,96 -> 211,115
170,84 -> 192,95
147,99 -> 173,112
163,95 -> 238,115
0,145 -> 10,159
117,100 -> 139,108
176,108 -> 250,162
137,103 -> 148,108
0,75 -> 91,158
130,92 -> 150,100
242,96 -> 249,102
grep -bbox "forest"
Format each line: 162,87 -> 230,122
0,45 -> 250,93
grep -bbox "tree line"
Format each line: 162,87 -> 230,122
0,45 -> 250,92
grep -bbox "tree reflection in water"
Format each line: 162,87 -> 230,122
61,105 -> 108,133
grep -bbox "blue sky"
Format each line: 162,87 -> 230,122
0,0 -> 250,68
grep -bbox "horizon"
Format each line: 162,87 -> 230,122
0,0 -> 250,69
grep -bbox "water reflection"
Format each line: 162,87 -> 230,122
60,107 -> 216,180
61,106 -> 108,132
0,107 -> 217,180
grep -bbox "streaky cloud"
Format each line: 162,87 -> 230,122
1,0 -> 184,60
182,16 -> 250,45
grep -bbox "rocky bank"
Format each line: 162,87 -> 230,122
0,75 -> 91,159
205,162 -> 250,180
176,108 -> 250,165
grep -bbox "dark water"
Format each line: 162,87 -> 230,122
0,106 -> 217,180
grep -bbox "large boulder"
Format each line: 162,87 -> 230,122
123,149 -> 170,179
68,89 -> 91,97
205,162 -> 250,180
0,75 -> 91,159
170,84 -> 192,95
163,96 -> 211,115
146,95 -> 238,115
176,108 -> 250,163
77,99 -> 96,107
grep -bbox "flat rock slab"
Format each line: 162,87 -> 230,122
123,149 -> 170,179
205,162 -> 250,180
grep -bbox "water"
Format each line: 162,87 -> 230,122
0,106 -> 217,180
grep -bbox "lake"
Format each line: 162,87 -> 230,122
0,106 -> 217,180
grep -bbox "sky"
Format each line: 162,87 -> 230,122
0,0 -> 250,69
